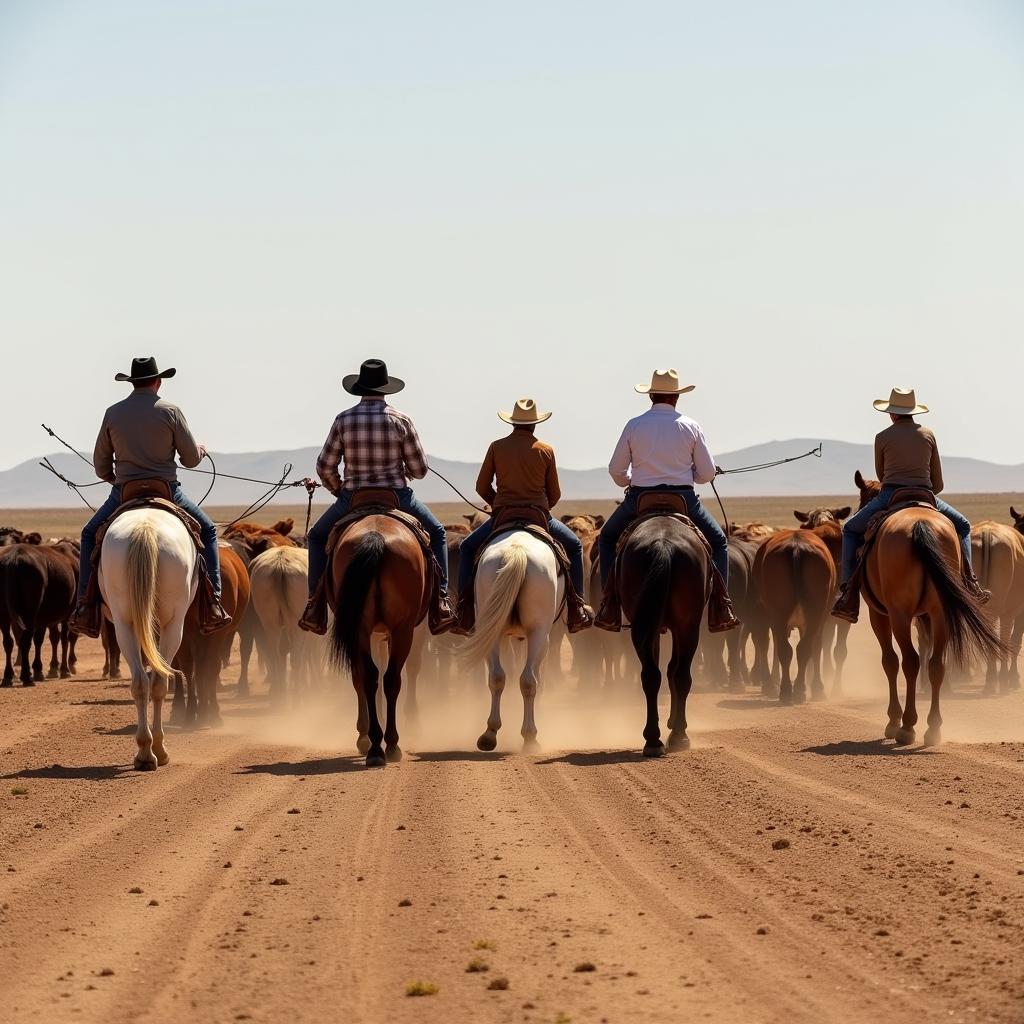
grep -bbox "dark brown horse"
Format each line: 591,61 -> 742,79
327,516 -> 429,768
854,473 -> 1005,745
617,516 -> 710,756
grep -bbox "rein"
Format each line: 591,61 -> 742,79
426,466 -> 491,514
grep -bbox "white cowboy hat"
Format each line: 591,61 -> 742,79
635,368 -> 695,395
873,387 -> 929,416
498,398 -> 552,425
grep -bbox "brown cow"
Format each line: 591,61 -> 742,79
971,515 -> 1024,694
172,544 -> 250,727
729,521 -> 776,543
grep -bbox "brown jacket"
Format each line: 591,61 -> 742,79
93,390 -> 202,485
874,419 -> 944,493
476,430 -> 561,511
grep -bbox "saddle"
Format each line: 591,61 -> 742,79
92,479 -> 204,565
480,505 -> 572,582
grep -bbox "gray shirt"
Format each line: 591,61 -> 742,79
93,390 -> 202,484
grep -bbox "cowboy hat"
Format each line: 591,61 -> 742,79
342,358 -> 405,396
873,387 -> 929,416
635,368 -> 695,395
499,398 -> 552,425
114,356 -> 176,383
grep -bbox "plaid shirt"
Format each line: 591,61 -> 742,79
315,398 -> 429,495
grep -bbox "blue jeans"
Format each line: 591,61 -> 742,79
598,486 -> 729,587
840,485 -> 973,583
307,487 -> 448,594
457,516 -> 586,596
78,484 -> 222,597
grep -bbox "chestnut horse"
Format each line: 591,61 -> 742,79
854,474 -> 1004,745
327,516 -> 429,768
618,516 -> 710,756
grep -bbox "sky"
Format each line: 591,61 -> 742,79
1,0 -> 1023,477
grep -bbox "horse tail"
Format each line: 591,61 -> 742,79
459,543 -> 529,664
910,520 -> 1006,667
328,531 -> 386,672
630,539 -> 673,654
126,519 -> 174,679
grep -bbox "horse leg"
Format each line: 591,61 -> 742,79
831,620 -> 849,698
997,615 -> 1011,695
360,649 -> 386,768
726,627 -> 744,693
383,629 -> 412,763
891,613 -> 919,745
923,617 -> 947,746
1009,615 -> 1024,692
519,628 -> 548,753
31,627 -> 46,683
867,608 -> 901,739
667,627 -> 700,752
353,663 -> 371,754
477,646 -> 507,752
403,625 -> 424,728
47,624 -> 60,679
632,628 -> 664,757
59,622 -> 71,678
237,622 -> 253,698
773,623 -> 793,705
17,625 -> 35,686
2,625 -> 14,686
800,615 -> 827,703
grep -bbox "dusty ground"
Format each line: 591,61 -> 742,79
1,628 -> 1022,1024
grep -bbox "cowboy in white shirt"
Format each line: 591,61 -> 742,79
595,369 -> 739,632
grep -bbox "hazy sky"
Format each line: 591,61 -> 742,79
2,0 -> 1022,478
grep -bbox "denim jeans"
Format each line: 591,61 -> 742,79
306,487 -> 448,595
457,516 -> 586,597
78,483 -> 222,598
598,486 -> 729,587
840,485 -> 973,583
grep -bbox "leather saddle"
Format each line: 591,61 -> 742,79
485,505 -> 569,579
325,488 -> 434,564
614,495 -> 712,561
862,486 -> 938,547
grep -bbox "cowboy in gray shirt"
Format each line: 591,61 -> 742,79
69,357 -> 229,637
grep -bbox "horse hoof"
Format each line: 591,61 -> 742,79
792,689 -> 806,706
894,728 -> 916,747
60,670 -> 71,680
778,694 -> 792,706
156,752 -> 170,767
884,723 -> 901,740
22,680 -> 35,688
667,733 -> 690,752
46,668 -> 59,680
643,742 -> 666,758
477,733 -> 498,752
356,736 -> 371,754
365,752 -> 387,769
810,688 -> 826,703
110,669 -> 122,680
134,756 -> 158,772
1,679 -> 12,688
522,737 -> 540,754
386,745 -> 403,763
923,729 -> 941,747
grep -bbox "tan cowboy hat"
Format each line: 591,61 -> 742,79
873,387 -> 929,416
498,398 -> 552,425
635,368 -> 695,395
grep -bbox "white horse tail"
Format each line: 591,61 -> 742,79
126,519 -> 174,679
460,543 -> 528,664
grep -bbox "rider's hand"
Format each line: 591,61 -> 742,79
197,444 -> 208,460
303,477 -> 317,489
714,465 -> 724,476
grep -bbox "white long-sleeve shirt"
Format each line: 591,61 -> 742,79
608,405 -> 717,489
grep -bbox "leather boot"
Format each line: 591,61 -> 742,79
708,591 -> 740,633
964,573 -> 991,605
594,588 -> 622,632
299,587 -> 328,635
448,592 -> 475,638
429,589 -> 456,636
831,583 -> 860,624
567,599 -> 595,633
200,592 -> 232,635
68,598 -> 101,639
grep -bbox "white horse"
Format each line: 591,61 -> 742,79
460,531 -> 563,752
99,510 -> 198,771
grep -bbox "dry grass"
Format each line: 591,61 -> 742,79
404,980 -> 439,997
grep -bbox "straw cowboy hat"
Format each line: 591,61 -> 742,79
499,398 -> 552,425
635,368 -> 695,395
114,356 -> 176,383
873,387 -> 929,416
343,358 -> 405,396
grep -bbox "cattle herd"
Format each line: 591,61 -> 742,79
1,473 -> 1023,755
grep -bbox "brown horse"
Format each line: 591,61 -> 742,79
327,516 -> 429,768
854,474 -> 1005,745
617,516 -> 710,756
971,516 -> 1024,694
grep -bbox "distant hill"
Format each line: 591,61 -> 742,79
2,439 -> 1022,509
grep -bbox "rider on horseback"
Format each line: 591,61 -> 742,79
594,369 -> 740,633
68,357 -> 230,638
299,359 -> 456,635
450,398 -> 594,637
831,387 -> 989,623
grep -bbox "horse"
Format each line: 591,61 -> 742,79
616,516 -> 710,756
98,509 -> 198,770
327,516 -> 429,768
853,475 -> 1005,745
971,518 -> 1024,694
460,531 -> 563,753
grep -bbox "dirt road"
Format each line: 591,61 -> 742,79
1,638 -> 1022,1024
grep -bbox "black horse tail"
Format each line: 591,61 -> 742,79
631,539 -> 674,653
328,531 -> 386,672
910,520 -> 1006,668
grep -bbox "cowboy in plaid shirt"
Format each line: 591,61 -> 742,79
300,359 -> 454,634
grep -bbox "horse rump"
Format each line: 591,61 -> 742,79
328,530 -> 386,672
626,539 -> 674,654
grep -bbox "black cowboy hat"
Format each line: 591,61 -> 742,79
342,358 -> 405,396
114,356 -> 177,383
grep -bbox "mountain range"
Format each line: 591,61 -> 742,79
2,439 -> 1021,509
